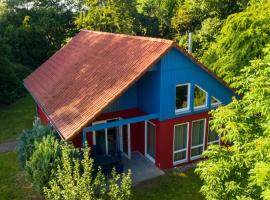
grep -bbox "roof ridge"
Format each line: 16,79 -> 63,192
81,29 -> 174,44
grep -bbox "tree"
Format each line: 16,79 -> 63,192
201,0 -> 270,83
44,146 -> 132,200
16,118 -> 57,168
195,45 -> 270,199
136,0 -> 178,38
171,0 -> 249,52
26,135 -> 63,193
75,0 -> 137,34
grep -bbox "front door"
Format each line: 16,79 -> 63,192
145,121 -> 156,163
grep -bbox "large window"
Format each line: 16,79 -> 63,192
191,119 -> 206,160
176,84 -> 190,112
173,123 -> 189,164
194,85 -> 207,109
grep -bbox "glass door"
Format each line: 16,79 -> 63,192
145,121 -> 156,162
173,123 -> 189,165
120,124 -> 131,159
93,118 -> 119,156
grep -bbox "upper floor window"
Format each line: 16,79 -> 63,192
211,96 -> 221,107
176,84 -> 190,112
194,85 -> 207,109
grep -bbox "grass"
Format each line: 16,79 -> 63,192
0,151 -> 41,200
132,168 -> 203,200
0,95 -> 35,143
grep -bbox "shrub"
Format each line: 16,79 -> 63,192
16,118 -> 57,168
44,146 -> 132,200
26,135 -> 63,193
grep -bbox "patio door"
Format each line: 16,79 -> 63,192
120,124 -> 131,159
145,121 -> 156,163
93,119 -> 119,156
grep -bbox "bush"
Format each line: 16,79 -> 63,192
44,146 -> 132,200
16,118 -> 57,168
26,135 -> 63,193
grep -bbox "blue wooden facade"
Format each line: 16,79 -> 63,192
102,47 -> 235,119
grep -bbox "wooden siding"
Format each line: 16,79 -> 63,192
159,48 -> 235,120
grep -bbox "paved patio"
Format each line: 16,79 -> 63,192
122,152 -> 164,185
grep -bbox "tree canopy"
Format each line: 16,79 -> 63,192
196,45 -> 270,199
201,1 -> 270,83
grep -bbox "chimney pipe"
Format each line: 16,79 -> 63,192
188,32 -> 192,54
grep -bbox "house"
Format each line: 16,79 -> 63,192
24,30 -> 235,170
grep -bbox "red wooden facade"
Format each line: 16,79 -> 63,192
37,104 -> 212,169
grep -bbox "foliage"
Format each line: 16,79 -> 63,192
16,118 -> 57,168
136,0 -> 178,38
26,135 -> 63,193
0,0 -> 80,105
202,0 -> 270,83
195,46 -> 270,199
75,0 -> 137,34
44,146 -> 132,200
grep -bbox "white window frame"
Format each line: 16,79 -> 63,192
175,83 -> 191,114
173,122 -> 189,165
92,118 -> 120,155
193,84 -> 208,110
211,96 -> 222,107
145,120 -> 156,163
190,118 -> 206,160
207,118 -> 221,145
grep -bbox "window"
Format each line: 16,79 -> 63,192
194,85 -> 207,109
173,123 -> 189,164
211,96 -> 221,107
208,120 -> 220,145
191,119 -> 206,159
176,84 -> 190,112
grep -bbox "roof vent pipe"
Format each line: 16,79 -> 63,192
188,32 -> 192,54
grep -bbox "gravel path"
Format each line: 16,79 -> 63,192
0,140 -> 20,153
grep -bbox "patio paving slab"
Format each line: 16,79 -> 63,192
123,152 -> 165,185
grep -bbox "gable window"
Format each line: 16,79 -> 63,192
194,85 -> 207,109
176,84 -> 190,112
211,96 -> 221,107
191,119 -> 206,160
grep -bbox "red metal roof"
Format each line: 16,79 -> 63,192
24,30 -> 174,140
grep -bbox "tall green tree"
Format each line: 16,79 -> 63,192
202,0 -> 270,83
75,0 -> 137,34
196,45 -> 270,199
136,0 -> 178,38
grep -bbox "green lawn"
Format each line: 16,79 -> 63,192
0,151 -> 41,200
0,95 -> 35,143
132,168 -> 203,200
